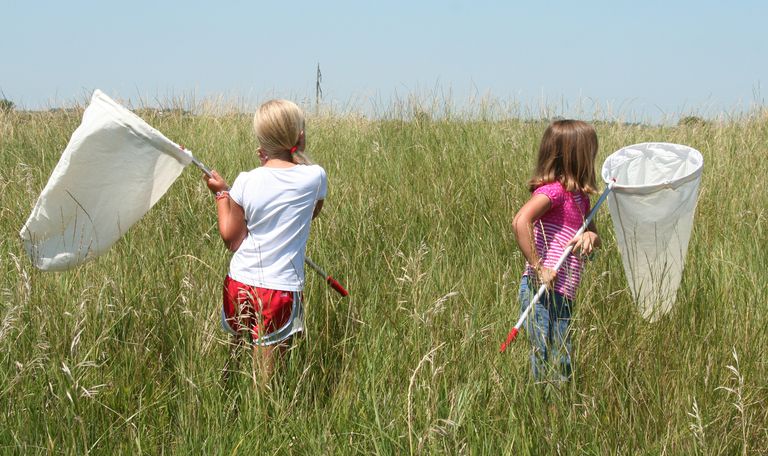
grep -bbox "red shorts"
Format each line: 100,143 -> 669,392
222,276 -> 294,339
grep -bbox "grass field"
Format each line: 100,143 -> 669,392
1,101 -> 766,455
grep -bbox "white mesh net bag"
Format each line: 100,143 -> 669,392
20,90 -> 193,271
601,142 -> 703,321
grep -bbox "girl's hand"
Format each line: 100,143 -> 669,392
568,231 -> 599,257
535,265 -> 557,289
203,170 -> 229,193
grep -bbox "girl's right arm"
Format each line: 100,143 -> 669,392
203,170 -> 248,252
215,196 -> 247,252
512,194 -> 556,286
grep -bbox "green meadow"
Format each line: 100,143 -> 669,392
1,101 -> 766,455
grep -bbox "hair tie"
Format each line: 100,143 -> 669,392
289,145 -> 298,154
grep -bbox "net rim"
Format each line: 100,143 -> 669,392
601,142 -> 703,194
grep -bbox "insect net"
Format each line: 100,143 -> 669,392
601,143 -> 703,321
20,90 -> 193,271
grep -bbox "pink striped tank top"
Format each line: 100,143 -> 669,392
524,182 -> 590,300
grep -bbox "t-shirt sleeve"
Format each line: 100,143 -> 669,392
533,182 -> 565,209
316,167 -> 328,200
228,172 -> 248,207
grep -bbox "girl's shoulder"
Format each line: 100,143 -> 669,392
533,181 -> 565,193
532,181 -> 567,207
304,163 -> 326,175
232,167 -> 266,184
289,164 -> 326,180
301,164 -> 327,182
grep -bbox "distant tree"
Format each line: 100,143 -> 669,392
678,115 -> 707,127
0,98 -> 14,113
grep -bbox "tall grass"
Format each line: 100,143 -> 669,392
0,100 -> 766,455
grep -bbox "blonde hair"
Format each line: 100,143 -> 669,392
527,119 -> 598,194
253,99 -> 313,165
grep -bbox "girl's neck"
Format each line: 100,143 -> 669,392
263,157 -> 296,168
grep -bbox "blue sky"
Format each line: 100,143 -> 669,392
2,1 -> 766,122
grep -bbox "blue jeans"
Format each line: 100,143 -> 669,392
519,276 -> 573,383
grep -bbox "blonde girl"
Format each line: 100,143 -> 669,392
203,99 -> 327,384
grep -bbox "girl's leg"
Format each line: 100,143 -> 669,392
240,286 -> 298,388
252,344 -> 276,387
550,294 -> 573,382
251,339 -> 291,388
520,276 -> 550,382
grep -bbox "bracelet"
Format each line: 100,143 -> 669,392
215,191 -> 229,201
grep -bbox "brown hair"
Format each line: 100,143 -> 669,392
253,99 -> 313,165
527,119 -> 598,194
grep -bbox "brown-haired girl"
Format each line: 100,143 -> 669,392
512,119 -> 601,383
203,99 -> 326,385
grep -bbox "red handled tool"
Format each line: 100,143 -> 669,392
305,257 -> 349,297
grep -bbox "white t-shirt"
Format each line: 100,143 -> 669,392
228,164 -> 327,291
